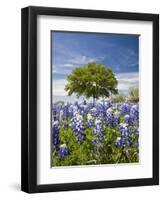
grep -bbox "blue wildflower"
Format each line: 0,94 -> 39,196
130,104 -> 139,120
119,123 -> 128,136
106,108 -> 113,125
112,113 -> 120,127
52,121 -> 59,145
77,133 -> 86,143
124,114 -> 134,125
93,118 -> 104,135
115,137 -> 126,148
124,114 -> 130,123
86,113 -> 94,128
136,127 -> 139,136
58,144 -> 69,158
136,140 -> 139,148
120,103 -> 130,115
71,112 -> 85,143
115,137 -> 121,146
92,138 -> 98,145
93,118 -> 104,143
90,107 -> 99,117
71,112 -> 84,133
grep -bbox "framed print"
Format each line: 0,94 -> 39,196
21,6 -> 159,193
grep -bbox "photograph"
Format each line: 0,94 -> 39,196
21,6 -> 159,193
51,31 -> 139,167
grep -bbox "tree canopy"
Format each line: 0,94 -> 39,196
64,62 -> 118,100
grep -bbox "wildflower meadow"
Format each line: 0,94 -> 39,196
52,100 -> 139,166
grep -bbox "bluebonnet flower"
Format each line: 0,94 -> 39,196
86,113 -> 94,128
115,137 -> 121,146
93,118 -> 104,134
120,103 -> 130,115
67,104 -> 74,118
52,103 -> 62,121
103,100 -> 112,110
52,103 -> 62,113
59,110 -> 64,122
136,140 -> 139,149
96,103 -> 107,118
127,127 -> 133,138
130,104 -> 139,120
119,123 -> 128,137
71,112 -> 84,133
115,137 -> 126,148
92,138 -> 98,145
93,118 -> 104,143
112,113 -> 120,127
90,107 -> 100,117
71,112 -> 85,143
124,114 -> 130,123
128,139 -> 133,147
136,127 -> 139,136
72,104 -> 78,112
52,121 -> 59,145
124,114 -> 134,125
115,123 -> 131,148
106,108 -> 113,125
116,123 -> 136,148
79,104 -> 88,116
106,108 -> 120,127
62,103 -> 74,118
58,144 -> 69,158
63,103 -> 69,118
77,133 -> 86,143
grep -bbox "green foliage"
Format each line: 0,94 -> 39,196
128,87 -> 139,103
55,101 -> 64,105
65,62 -> 118,100
112,94 -> 126,103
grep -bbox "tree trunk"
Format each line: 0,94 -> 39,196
93,95 -> 96,106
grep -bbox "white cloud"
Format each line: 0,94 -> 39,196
65,55 -> 104,67
53,79 -> 68,96
116,72 -> 139,94
53,55 -> 104,75
63,63 -> 74,68
69,55 -> 95,65
52,64 -> 72,75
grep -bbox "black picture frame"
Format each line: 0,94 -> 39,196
21,6 -> 159,193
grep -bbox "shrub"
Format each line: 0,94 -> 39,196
128,87 -> 139,103
112,94 -> 126,103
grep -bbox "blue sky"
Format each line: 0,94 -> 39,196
52,31 -> 139,102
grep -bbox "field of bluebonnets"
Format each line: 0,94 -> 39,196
52,99 -> 139,166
